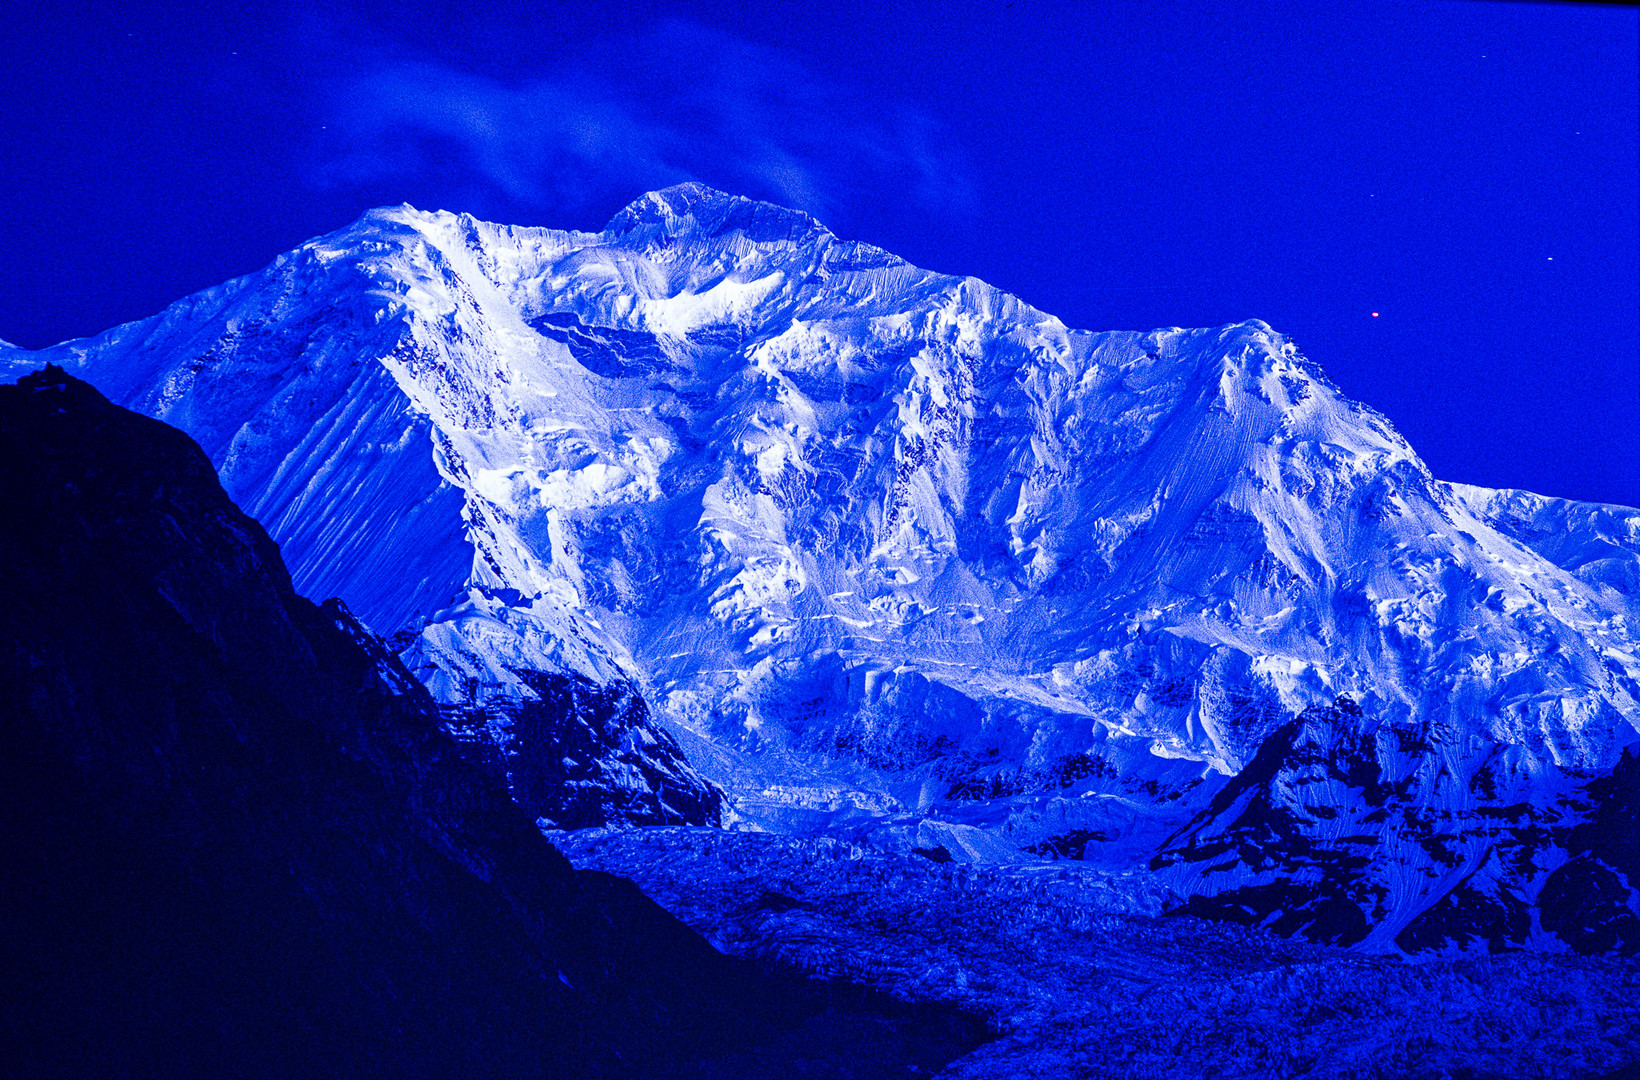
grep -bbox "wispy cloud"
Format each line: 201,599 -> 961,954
308,19 -> 974,230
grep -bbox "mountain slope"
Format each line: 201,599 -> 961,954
6,183 -> 1638,952
2,210 -> 722,830
0,365 -> 986,1078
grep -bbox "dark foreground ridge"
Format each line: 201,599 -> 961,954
0,366 -> 988,1079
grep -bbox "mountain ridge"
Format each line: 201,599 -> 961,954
0,363 -> 998,1076
6,184 -> 1637,953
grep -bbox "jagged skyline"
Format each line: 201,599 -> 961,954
8,185 -> 1636,954
2,0 -> 1635,506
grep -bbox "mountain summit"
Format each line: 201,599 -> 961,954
8,184 -> 1638,953
603,181 -> 834,244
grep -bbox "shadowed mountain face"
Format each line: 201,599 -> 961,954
0,366 -> 986,1078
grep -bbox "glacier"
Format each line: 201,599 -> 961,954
6,182 -> 1638,956
548,824 -> 1640,1079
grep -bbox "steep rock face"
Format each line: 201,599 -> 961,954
1152,492 -> 1640,953
0,367 -> 985,1078
1155,697 -> 1567,951
0,215 -> 722,829
6,184 -> 1639,952
1538,747 -> 1640,956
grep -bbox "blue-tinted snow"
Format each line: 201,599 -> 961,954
5,183 -> 1638,955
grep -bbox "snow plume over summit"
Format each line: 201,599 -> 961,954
8,184 -> 1638,954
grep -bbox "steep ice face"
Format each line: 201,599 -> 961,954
7,182 -> 1638,950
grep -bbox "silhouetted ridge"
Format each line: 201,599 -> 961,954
0,365 -> 988,1078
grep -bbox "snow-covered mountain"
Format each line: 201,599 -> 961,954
8,183 -> 1638,953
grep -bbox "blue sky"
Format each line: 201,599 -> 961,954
3,0 -> 1635,505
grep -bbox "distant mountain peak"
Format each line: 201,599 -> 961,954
603,181 -> 830,245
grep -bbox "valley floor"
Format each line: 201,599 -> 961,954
550,827 -> 1640,1080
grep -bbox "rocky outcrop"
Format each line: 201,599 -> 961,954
1539,747 -> 1640,956
437,669 -> 724,828
1152,696 -> 1640,954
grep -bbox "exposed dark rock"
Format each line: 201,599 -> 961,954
528,311 -> 674,379
1538,857 -> 1639,956
1153,694 -> 1640,956
1177,881 -> 1370,948
0,366 -> 989,1078
1394,871 -> 1532,955
1561,747 -> 1640,893
1152,703 -> 1383,947
1024,829 -> 1117,861
1541,747 -> 1640,956
513,669 -> 722,828
438,669 -> 723,830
